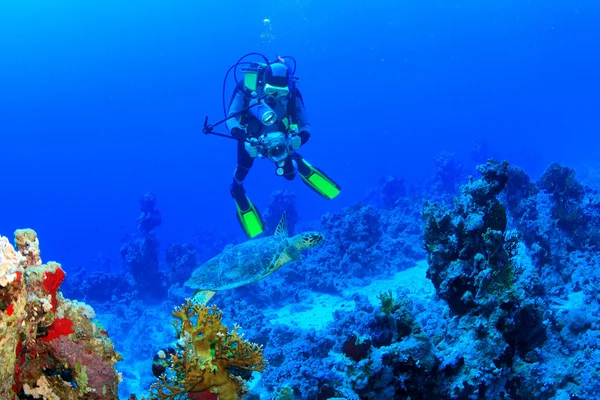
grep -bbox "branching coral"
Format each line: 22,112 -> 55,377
150,299 -> 265,400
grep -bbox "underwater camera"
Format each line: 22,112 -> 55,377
258,132 -> 289,164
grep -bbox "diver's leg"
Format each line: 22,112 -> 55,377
292,153 -> 310,177
231,140 -> 254,189
280,154 -> 299,181
231,140 -> 264,238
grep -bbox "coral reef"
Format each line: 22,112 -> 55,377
332,293 -> 440,399
429,151 -> 464,198
259,325 -> 337,399
319,203 -> 383,276
422,159 -> 514,313
63,269 -> 135,304
498,162 -> 600,398
120,191 -> 166,300
420,159 -> 548,398
503,162 -> 600,291
191,228 -> 235,266
26,156 -> 600,400
165,243 -> 199,286
149,299 -> 265,400
302,160 -> 553,399
294,200 -> 424,295
379,176 -> 407,209
363,175 -> 407,209
0,229 -> 121,399
263,190 -> 299,236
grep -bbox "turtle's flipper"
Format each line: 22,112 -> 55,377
271,246 -> 302,272
296,157 -> 341,200
231,182 -> 265,238
192,290 -> 216,306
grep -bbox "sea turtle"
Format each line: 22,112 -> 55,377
184,212 -> 324,305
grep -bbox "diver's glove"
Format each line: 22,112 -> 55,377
288,134 -> 302,151
231,127 -> 247,141
244,138 -> 259,158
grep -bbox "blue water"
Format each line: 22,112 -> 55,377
2,0 -> 600,398
1,0 -> 597,268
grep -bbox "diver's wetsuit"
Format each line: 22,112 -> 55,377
225,85 -> 312,187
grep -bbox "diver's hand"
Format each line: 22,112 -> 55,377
288,135 -> 301,150
230,127 -> 246,140
244,138 -> 259,158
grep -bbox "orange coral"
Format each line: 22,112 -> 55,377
150,300 -> 265,400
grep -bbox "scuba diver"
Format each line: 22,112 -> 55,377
203,53 -> 341,238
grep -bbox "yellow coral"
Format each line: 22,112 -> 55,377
22,375 -> 60,400
74,361 -> 94,395
150,299 -> 265,400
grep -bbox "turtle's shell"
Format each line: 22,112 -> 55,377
184,236 -> 285,291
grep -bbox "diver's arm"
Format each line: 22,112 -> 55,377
293,88 -> 312,145
226,88 -> 247,139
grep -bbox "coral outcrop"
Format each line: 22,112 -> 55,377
420,159 -> 548,398
0,229 -> 122,399
120,191 -> 166,300
324,160 -> 551,399
422,159 -> 515,314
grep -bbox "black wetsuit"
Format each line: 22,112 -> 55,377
225,85 -> 312,189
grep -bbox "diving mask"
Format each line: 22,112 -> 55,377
263,83 -> 289,98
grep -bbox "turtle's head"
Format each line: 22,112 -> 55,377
293,231 -> 324,251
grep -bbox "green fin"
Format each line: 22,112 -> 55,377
191,290 -> 216,306
298,159 -> 342,200
274,211 -> 288,239
234,194 -> 264,238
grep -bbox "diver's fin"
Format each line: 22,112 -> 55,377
274,211 -> 288,239
297,158 -> 342,200
236,199 -> 264,238
192,290 -> 216,306
232,185 -> 264,238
